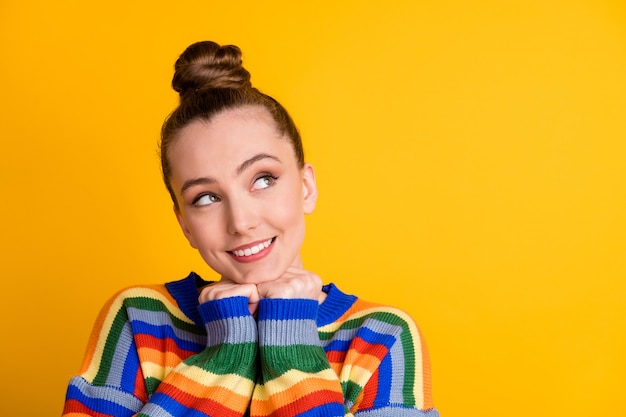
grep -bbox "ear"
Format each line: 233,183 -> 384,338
174,206 -> 198,249
301,163 -> 318,214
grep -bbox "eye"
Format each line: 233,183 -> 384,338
252,174 -> 277,190
193,193 -> 220,207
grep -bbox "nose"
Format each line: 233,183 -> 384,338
225,198 -> 259,235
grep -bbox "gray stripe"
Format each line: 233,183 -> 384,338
319,326 -> 359,348
128,307 -> 205,345
358,317 -> 408,404
356,406 -> 439,417
106,321 -> 135,387
388,335 -> 407,404
70,376 -> 144,411
322,318 -> 405,344
259,319 -> 320,346
138,402 -> 177,417
205,315 -> 257,347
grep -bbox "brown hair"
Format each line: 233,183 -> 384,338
160,41 -> 304,208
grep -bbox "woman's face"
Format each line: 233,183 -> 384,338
168,106 -> 317,285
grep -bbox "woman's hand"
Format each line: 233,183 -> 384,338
199,281 -> 261,315
257,266 -> 323,301
198,267 -> 325,316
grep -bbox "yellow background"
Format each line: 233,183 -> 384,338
1,0 -> 625,415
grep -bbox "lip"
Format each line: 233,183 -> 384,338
227,237 -> 275,263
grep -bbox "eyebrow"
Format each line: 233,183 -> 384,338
180,153 -> 281,195
236,153 -> 280,176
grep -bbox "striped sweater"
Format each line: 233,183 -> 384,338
63,272 -> 438,416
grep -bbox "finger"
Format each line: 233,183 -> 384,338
257,269 -> 322,299
247,301 -> 259,317
199,282 -> 259,304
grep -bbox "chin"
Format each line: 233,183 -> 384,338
235,272 -> 279,285
229,264 -> 286,285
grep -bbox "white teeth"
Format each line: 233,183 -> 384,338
232,238 -> 273,257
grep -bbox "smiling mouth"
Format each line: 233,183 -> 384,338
229,238 -> 275,258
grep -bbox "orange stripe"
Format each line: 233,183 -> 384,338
63,399 -> 114,417
328,360 -> 342,376
351,336 -> 389,360
168,370 -> 251,401
418,325 -> 434,409
346,350 -> 383,375
331,298 -> 381,324
252,389 -> 344,417
251,377 -> 342,414
137,344 -> 188,369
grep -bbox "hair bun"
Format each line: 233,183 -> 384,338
172,41 -> 252,97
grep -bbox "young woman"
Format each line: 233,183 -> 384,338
62,41 -> 439,417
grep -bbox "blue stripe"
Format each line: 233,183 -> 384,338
131,321 -> 205,352
354,326 -> 398,349
323,338 -> 351,353
120,338 -> 141,392
373,351 -> 392,408
128,308 -> 206,342
322,325 -> 398,352
257,298 -> 318,321
66,381 -> 141,415
198,296 -> 251,322
148,392 -> 215,417
294,402 -> 345,416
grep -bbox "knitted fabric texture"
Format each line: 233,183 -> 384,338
63,272 -> 439,416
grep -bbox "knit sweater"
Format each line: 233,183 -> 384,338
63,272 -> 439,416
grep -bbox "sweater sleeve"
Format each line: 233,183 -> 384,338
62,290 -> 258,417
251,298 -> 346,416
327,306 -> 440,417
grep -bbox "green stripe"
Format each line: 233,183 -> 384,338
342,380 -> 364,405
318,311 -> 418,406
145,376 -> 161,396
125,296 -> 203,335
260,344 -> 330,375
399,323 -> 417,406
93,295 -> 204,386
183,342 -> 257,380
92,308 -> 128,385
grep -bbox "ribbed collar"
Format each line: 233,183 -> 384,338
165,272 -> 358,328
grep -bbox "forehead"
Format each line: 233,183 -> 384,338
168,107 -> 295,179
176,106 -> 282,148
210,106 -> 278,131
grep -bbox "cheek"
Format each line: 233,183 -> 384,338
185,215 -> 221,246
273,190 -> 305,225
274,200 -> 307,247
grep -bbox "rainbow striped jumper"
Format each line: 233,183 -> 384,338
63,272 -> 438,416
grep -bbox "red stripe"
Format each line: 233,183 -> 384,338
325,349 -> 347,364
133,367 -> 148,402
62,399 -> 114,417
158,382 -> 245,417
360,366 -> 379,409
135,333 -> 196,358
351,336 -> 388,360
